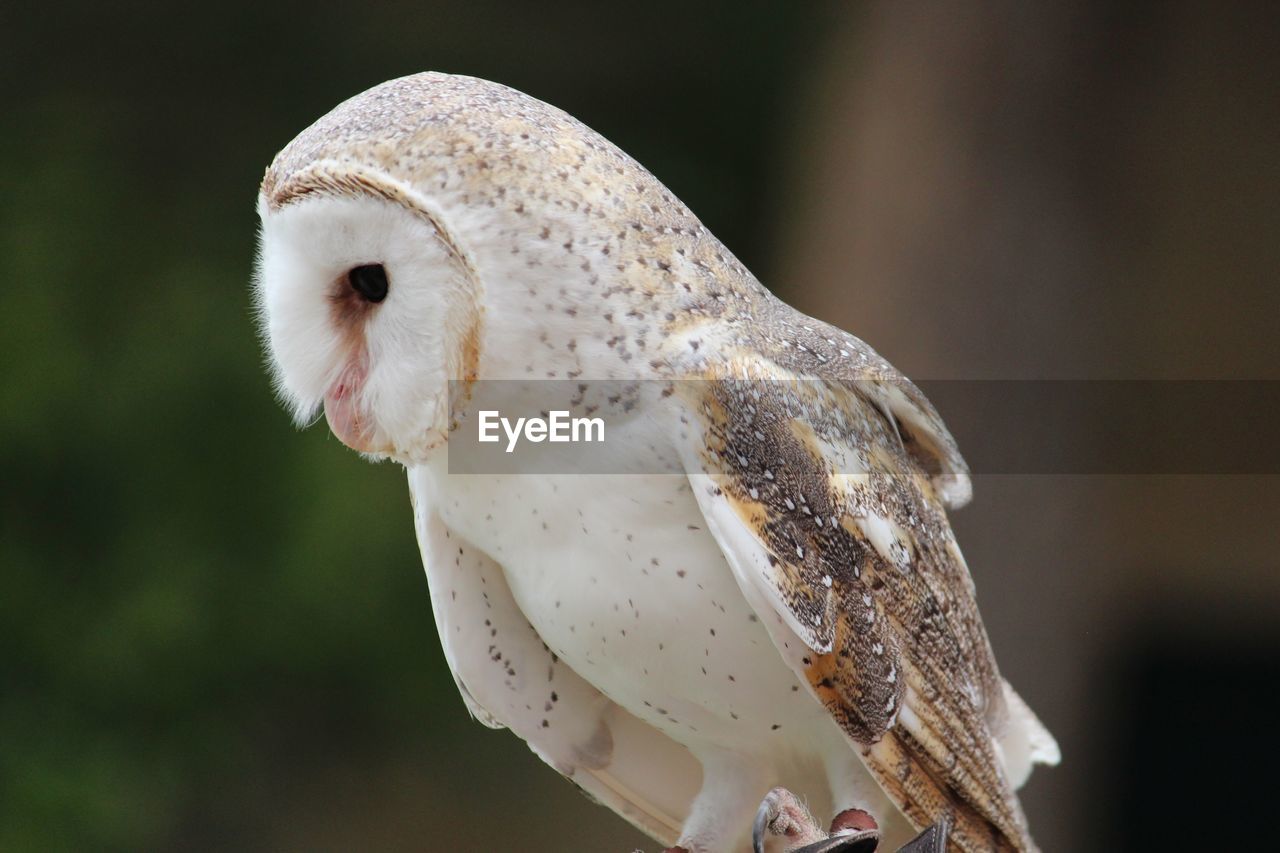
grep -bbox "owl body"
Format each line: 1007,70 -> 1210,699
420,461 -> 834,749
255,72 -> 1057,852
411,455 -> 904,848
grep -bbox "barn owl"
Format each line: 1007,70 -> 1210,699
254,73 -> 1058,852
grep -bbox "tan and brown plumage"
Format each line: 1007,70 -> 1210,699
676,353 -> 1030,848
254,72 -> 1058,851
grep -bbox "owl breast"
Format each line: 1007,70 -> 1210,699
422,455 -> 833,756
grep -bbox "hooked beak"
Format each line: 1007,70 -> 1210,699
323,361 -> 382,453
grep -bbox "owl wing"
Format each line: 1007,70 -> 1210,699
671,357 -> 1034,852
406,467 -> 702,847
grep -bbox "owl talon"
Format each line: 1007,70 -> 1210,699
753,786 -> 829,852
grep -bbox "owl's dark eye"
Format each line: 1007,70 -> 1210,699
348,264 -> 389,303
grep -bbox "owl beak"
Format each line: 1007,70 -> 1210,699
323,363 -> 379,452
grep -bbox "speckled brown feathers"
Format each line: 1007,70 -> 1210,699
681,359 -> 1030,850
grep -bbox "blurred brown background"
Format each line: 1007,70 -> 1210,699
2,1 -> 1277,850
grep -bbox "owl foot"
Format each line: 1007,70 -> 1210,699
792,817 -> 948,853
751,786 -> 880,853
748,787 -> 909,853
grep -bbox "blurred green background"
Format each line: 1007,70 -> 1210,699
3,2 -> 1278,851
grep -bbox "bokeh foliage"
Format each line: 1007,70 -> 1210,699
0,2 -> 830,849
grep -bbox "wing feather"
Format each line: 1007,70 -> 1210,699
673,356 -> 1040,851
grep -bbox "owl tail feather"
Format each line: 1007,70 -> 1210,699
993,680 -> 1061,791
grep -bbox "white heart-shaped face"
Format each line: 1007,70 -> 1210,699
254,188 -> 472,463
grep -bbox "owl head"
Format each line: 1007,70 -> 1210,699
254,175 -> 483,465
253,80 -> 499,465
254,72 -> 710,465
